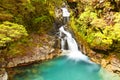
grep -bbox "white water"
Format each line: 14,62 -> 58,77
61,38 -> 65,50
59,26 -> 93,63
61,7 -> 70,17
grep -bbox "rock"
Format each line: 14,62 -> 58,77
0,58 -> 7,68
0,68 -> 8,80
49,54 -> 53,59
112,65 -> 120,73
50,49 -> 55,53
105,64 -> 113,72
110,57 -> 120,74
3,34 -> 62,80
41,55 -> 46,61
99,68 -> 120,80
101,59 -> 108,68
6,46 -> 59,68
7,62 -> 14,68
100,56 -> 120,75
111,57 -> 120,68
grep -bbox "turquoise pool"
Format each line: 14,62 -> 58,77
13,56 -> 103,80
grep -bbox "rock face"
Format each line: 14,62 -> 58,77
7,46 -> 53,67
0,34 -> 61,68
101,56 -> 120,74
6,34 -> 61,68
90,52 -> 120,75
0,33 -> 61,79
89,52 -> 120,75
0,68 -> 8,80
7,48 -> 61,68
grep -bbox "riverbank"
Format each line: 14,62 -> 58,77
1,32 -> 120,80
0,33 -> 62,80
74,34 -> 120,76
6,33 -> 61,67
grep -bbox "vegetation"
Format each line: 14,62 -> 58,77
0,0 -> 120,63
0,21 -> 28,47
70,0 -> 120,53
0,0 -> 63,58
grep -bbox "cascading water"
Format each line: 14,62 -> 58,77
58,6 -> 92,62
59,26 -> 78,51
59,26 -> 93,63
11,5 -> 120,80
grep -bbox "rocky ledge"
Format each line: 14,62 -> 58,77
7,48 -> 61,68
91,53 -> 120,75
5,34 -> 61,68
0,34 -> 61,80
80,45 -> 120,75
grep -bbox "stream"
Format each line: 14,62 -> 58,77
9,7 -> 120,80
13,56 -> 101,80
11,55 -> 120,80
11,26 -> 118,80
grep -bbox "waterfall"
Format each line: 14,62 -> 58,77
61,38 -> 65,50
58,6 -> 94,63
59,26 -> 94,63
59,26 -> 78,51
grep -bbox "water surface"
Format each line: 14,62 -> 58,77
13,56 -> 102,80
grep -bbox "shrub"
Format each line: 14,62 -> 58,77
0,21 -> 28,47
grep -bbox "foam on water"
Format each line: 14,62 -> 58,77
59,26 -> 93,64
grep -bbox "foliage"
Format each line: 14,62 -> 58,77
0,0 -> 62,33
0,21 -> 28,47
0,0 -> 64,58
114,12 -> 120,23
75,7 -> 97,38
33,16 -> 50,23
72,11 -> 120,50
70,1 -> 120,51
